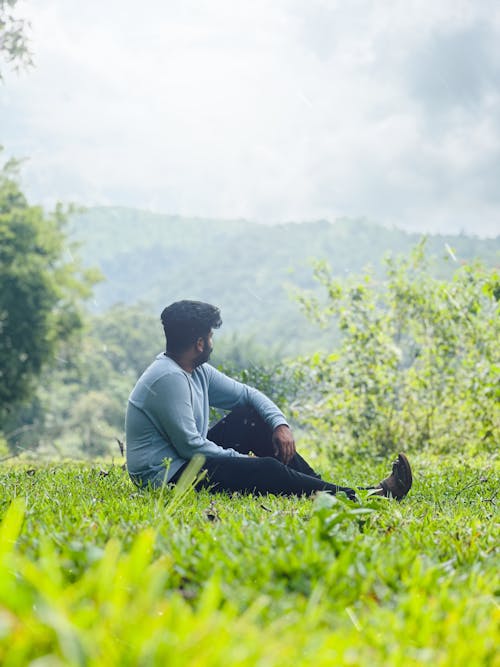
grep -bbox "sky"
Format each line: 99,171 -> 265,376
1,0 -> 500,236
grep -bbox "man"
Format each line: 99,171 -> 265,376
125,300 -> 412,500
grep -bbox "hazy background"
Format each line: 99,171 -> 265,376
1,0 -> 500,236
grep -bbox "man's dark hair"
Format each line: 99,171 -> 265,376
160,300 -> 222,354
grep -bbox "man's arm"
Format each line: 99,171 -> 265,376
147,372 -> 246,461
205,365 -> 297,463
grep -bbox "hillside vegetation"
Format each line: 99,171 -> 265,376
4,200 -> 499,460
3,235 -> 498,462
71,207 -> 500,351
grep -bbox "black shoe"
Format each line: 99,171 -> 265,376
379,453 -> 413,500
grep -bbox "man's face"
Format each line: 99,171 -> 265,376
194,330 -> 213,367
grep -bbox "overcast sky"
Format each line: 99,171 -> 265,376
1,0 -> 500,236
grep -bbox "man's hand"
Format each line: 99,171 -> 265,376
272,425 -> 296,464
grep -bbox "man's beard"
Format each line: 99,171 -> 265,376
194,338 -> 213,367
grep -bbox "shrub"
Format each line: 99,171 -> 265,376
294,243 -> 499,460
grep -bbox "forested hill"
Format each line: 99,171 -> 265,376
70,207 -> 499,351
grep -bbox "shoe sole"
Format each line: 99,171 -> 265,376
395,452 -> 412,499
379,452 -> 413,500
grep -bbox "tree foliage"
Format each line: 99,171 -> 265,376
0,0 -> 32,78
2,304 -> 162,455
294,242 -> 500,459
0,155 -> 98,427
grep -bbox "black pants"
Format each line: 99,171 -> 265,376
172,406 -> 356,499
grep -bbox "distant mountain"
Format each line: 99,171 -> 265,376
70,207 -> 500,353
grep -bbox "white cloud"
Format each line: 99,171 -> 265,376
1,0 -> 499,235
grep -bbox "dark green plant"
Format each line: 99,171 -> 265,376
0,155 -> 99,430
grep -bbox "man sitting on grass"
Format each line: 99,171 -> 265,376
125,300 -> 412,500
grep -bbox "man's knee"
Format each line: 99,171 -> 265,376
230,405 -> 262,427
255,456 -> 284,473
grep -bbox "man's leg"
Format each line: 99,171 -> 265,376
178,455 -> 357,499
207,406 -> 321,478
176,408 -> 412,500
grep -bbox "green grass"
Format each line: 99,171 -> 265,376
0,454 -> 498,666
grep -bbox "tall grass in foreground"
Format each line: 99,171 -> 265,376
0,454 -> 498,666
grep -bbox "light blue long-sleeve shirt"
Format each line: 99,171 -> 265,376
125,353 -> 288,485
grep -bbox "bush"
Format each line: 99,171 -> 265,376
294,242 -> 499,460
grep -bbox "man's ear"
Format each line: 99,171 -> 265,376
195,337 -> 205,352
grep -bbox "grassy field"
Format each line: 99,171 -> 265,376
0,453 -> 498,666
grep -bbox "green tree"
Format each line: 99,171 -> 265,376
2,304 -> 159,456
0,155 -> 98,429
0,0 -> 32,79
